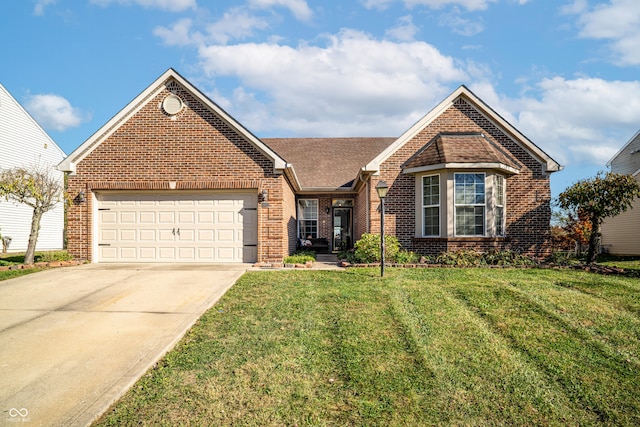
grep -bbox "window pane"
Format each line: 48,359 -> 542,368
423,206 -> 439,236
298,200 -> 318,238
423,175 -> 440,236
423,175 -> 439,206
496,206 -> 504,236
455,206 -> 485,236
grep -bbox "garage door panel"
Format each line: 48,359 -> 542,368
198,212 -> 214,223
139,212 -> 156,223
120,247 -> 137,259
177,211 -> 195,224
139,247 -> 157,260
139,229 -> 156,241
120,229 -> 137,241
97,192 -> 257,263
100,211 -> 118,224
178,228 -> 195,242
158,212 -> 175,223
120,212 -> 136,223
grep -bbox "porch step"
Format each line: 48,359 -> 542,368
316,254 -> 338,263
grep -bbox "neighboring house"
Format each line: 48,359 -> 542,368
601,130 -> 640,255
59,69 -> 562,264
0,83 -> 66,252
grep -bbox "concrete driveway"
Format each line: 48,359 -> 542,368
0,263 -> 248,427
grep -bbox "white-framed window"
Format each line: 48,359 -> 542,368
495,175 -> 505,236
422,174 -> 440,236
298,199 -> 318,238
455,173 -> 486,236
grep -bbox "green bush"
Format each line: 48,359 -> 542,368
353,233 -> 400,263
483,249 -> 536,266
436,250 -> 484,266
394,250 -> 420,264
34,251 -> 74,262
284,250 -> 316,265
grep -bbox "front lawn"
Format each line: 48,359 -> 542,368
95,268 -> 640,426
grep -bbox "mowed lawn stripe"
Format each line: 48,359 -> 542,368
94,268 -> 640,427
386,277 -> 599,426
441,269 -> 640,425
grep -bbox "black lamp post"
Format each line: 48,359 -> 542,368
375,181 -> 388,277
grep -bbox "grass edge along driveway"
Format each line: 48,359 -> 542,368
95,268 -> 640,426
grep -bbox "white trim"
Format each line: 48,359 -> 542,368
421,174 -> 440,237
454,172 -> 486,237
607,129 -> 640,167
297,198 -> 319,239
633,168 -> 640,177
403,162 -> 520,175
364,85 -> 562,175
58,68 -> 289,175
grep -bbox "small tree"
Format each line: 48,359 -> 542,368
0,166 -> 64,264
557,172 -> 640,264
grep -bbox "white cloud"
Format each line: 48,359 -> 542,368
153,18 -> 197,46
439,7 -> 485,35
362,0 -> 496,11
206,8 -> 270,44
507,77 -> 640,166
197,29 -> 468,136
248,0 -> 313,21
25,94 -> 88,132
569,0 -> 640,65
386,15 -> 419,41
90,0 -> 196,12
33,0 -> 56,16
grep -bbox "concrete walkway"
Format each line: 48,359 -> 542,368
0,263 -> 248,427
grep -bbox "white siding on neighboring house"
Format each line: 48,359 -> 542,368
0,83 -> 66,252
601,130 -> 640,256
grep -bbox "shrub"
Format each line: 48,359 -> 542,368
353,233 -> 400,263
436,250 -> 484,267
34,251 -> 74,262
284,250 -> 316,265
394,250 -> 420,264
483,249 -> 536,267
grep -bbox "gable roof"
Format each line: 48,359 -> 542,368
264,137 -> 395,191
402,132 -> 521,174
364,85 -> 562,175
606,129 -> 640,168
0,83 -> 67,168
58,68 -> 288,174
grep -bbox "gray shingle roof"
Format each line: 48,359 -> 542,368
263,137 -> 396,190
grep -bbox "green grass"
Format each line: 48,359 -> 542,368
94,268 -> 640,426
598,255 -> 640,272
0,268 -> 42,281
0,250 -> 73,265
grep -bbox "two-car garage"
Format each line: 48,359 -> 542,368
95,192 -> 258,263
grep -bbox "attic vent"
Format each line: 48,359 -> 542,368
162,94 -> 184,115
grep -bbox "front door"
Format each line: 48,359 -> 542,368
332,207 -> 352,251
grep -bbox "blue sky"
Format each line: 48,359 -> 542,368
2,0 -> 639,198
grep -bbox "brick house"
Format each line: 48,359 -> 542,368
59,69 -> 562,264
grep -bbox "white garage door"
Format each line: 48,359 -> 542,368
96,192 -> 258,263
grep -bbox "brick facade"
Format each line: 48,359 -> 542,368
63,72 -> 557,263
67,80 -> 290,264
368,98 -> 553,258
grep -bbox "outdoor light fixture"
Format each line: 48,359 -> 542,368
325,207 -> 331,214
75,190 -> 86,204
260,189 -> 270,207
375,181 -> 389,277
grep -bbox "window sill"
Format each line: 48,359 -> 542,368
413,236 -> 509,243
